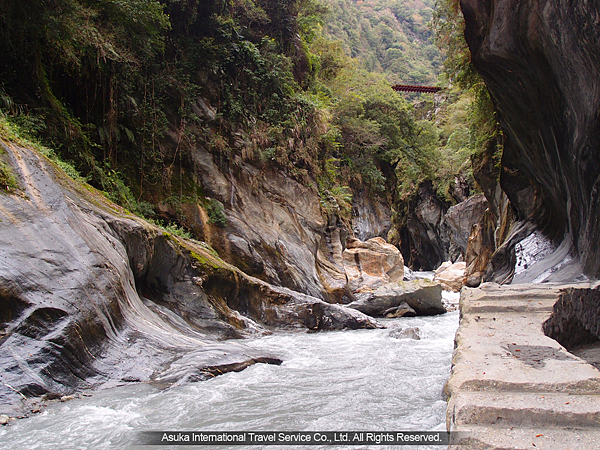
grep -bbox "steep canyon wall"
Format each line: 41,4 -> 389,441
460,0 -> 600,279
0,141 -> 378,416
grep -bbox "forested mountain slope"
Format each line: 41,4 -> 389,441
324,0 -> 442,84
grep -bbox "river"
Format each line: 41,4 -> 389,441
0,293 -> 459,450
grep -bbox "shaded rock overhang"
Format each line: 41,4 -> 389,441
460,0 -> 600,277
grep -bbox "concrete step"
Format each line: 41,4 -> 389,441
462,299 -> 555,314
449,424 -> 600,450
460,284 -> 560,312
447,282 -> 600,450
449,391 -> 600,428
449,310 -> 600,396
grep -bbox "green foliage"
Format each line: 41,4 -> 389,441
207,199 -> 227,228
0,0 -> 487,243
433,0 -> 474,87
161,221 -> 194,240
321,65 -> 443,200
323,0 -> 442,84
0,114 -> 86,182
434,0 -> 503,170
0,160 -> 18,192
317,157 -> 353,221
319,184 -> 353,221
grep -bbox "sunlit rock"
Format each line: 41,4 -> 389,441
433,261 -> 466,292
343,237 -> 404,292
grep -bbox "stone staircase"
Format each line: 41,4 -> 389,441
446,283 -> 600,449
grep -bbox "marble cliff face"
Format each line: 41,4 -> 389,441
460,0 -> 600,277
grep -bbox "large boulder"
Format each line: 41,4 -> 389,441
346,280 -> 446,317
433,261 -> 467,292
343,237 -> 404,292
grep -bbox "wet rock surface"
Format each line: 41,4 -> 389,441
388,326 -> 421,340
0,142 -> 379,416
382,302 -> 416,318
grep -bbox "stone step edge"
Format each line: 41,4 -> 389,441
449,392 -> 600,428
448,425 -> 600,450
462,304 -> 555,313
446,378 -> 600,396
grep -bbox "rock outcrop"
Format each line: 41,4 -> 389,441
460,0 -> 600,279
343,237 -> 404,292
389,326 -> 422,340
0,141 -> 379,416
346,280 -> 446,317
443,193 -> 488,262
463,144 -> 519,286
398,181 -> 448,270
396,182 -> 490,272
543,286 -> 600,350
351,190 -> 392,241
433,261 -> 466,292
187,146 -> 330,298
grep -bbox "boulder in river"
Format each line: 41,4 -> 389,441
346,280 -> 445,317
343,237 -> 404,292
433,261 -> 466,292
382,302 -> 416,318
389,326 -> 422,340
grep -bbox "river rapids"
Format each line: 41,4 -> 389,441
0,293 -> 459,450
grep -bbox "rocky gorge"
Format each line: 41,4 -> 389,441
0,138 -> 461,418
2,0 -> 600,448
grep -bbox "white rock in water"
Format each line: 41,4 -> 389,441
0,414 -> 10,425
389,326 -> 421,340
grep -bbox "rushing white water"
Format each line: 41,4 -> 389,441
0,294 -> 459,450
